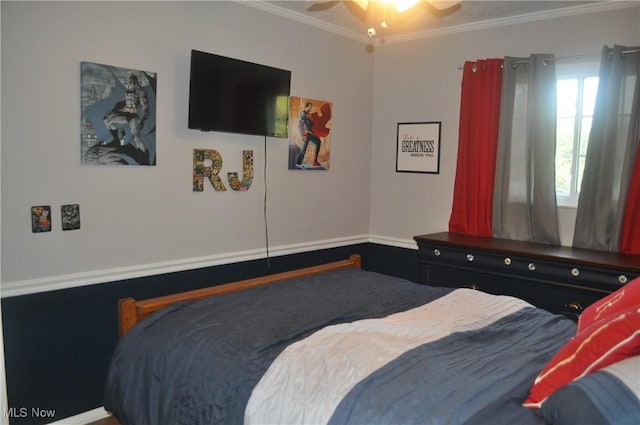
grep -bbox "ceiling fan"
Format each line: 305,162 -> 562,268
307,0 -> 462,17
307,0 -> 462,37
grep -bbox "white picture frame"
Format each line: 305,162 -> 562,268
396,121 -> 441,174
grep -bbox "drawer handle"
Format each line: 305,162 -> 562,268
528,262 -> 536,271
619,275 -> 628,284
433,248 -> 441,257
504,257 -> 512,266
571,268 -> 580,277
564,301 -> 584,314
466,254 -> 474,262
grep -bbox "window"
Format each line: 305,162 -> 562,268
555,61 -> 600,206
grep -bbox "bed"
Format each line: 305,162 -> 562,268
104,254 -> 640,425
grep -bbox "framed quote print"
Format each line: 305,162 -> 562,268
396,121 -> 441,174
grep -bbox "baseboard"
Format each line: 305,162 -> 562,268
48,407 -> 111,425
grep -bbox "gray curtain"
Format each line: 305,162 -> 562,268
493,54 -> 560,245
573,45 -> 640,251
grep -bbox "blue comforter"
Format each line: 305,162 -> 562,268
104,268 -> 575,425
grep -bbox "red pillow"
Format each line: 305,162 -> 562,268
577,276 -> 640,333
524,305 -> 640,408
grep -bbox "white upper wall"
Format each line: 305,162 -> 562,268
1,1 -> 374,287
2,1 -> 639,291
369,3 -> 640,245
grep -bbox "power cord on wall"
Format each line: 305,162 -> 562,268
264,135 -> 271,271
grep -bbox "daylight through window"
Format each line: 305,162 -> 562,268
555,61 -> 600,206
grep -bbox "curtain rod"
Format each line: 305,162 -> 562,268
457,48 -> 640,70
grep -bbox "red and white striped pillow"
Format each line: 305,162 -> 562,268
577,276 -> 640,333
524,303 -> 640,408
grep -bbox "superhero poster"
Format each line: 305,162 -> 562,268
288,96 -> 332,170
80,62 -> 157,166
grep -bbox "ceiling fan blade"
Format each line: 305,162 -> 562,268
307,1 -> 340,12
425,1 -> 461,17
426,1 -> 461,10
352,0 -> 370,10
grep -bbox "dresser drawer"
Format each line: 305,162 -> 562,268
424,264 -> 522,298
506,259 -> 629,293
418,244 -> 510,272
520,283 -> 605,320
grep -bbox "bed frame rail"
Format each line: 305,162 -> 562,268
118,254 -> 362,337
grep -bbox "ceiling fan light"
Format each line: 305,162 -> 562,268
396,0 -> 420,12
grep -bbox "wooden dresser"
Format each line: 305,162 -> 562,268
414,232 -> 640,319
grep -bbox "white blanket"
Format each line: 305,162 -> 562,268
245,289 -> 531,425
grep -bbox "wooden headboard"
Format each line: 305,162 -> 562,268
118,254 -> 362,337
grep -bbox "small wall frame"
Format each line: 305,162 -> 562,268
396,121 -> 441,174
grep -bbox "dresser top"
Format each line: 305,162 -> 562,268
414,232 -> 640,272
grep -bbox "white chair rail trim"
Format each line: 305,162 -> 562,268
1,235 -> 415,298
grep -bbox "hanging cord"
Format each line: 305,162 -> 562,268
264,135 -> 271,270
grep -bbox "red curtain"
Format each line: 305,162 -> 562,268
448,59 -> 503,237
620,142 -> 640,254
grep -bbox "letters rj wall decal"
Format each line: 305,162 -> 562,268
396,122 -> 441,174
193,149 -> 254,192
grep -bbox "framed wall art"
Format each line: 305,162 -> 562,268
31,205 -> 52,233
396,121 -> 441,174
81,61 -> 157,166
61,204 -> 81,231
288,96 -> 333,170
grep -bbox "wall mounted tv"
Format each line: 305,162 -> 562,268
188,50 -> 291,138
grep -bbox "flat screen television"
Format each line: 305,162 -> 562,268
188,50 -> 291,138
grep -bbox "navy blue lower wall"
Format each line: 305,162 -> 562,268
1,243 -> 419,424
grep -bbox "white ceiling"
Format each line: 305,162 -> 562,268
244,1 -> 631,43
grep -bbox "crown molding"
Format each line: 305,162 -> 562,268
239,1 -> 638,45
384,1 -> 639,44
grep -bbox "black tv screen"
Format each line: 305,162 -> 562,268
188,50 -> 291,138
